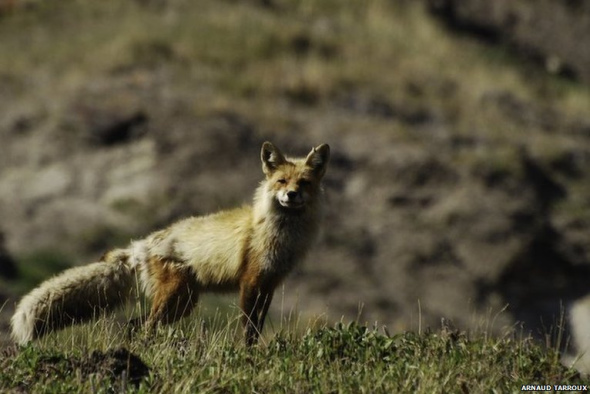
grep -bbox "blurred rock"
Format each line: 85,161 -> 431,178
428,0 -> 590,83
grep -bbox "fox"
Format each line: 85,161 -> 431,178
11,141 -> 330,346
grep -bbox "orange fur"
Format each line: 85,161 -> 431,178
146,257 -> 198,327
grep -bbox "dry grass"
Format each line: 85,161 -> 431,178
2,0 -> 588,129
0,314 -> 584,392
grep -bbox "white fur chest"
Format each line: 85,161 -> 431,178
256,212 -> 319,277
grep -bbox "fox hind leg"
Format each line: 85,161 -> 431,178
144,259 -> 199,330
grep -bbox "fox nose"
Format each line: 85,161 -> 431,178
287,191 -> 298,200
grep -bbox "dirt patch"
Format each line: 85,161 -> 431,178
1,347 -> 150,390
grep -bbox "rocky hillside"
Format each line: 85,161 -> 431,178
1,0 -> 590,368
428,0 -> 590,83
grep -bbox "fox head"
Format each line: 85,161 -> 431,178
259,141 -> 330,211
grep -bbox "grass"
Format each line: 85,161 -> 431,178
0,317 -> 583,393
2,0 -> 589,117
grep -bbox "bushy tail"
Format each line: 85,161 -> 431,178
11,260 -> 136,345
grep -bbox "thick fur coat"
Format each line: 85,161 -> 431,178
11,142 -> 330,346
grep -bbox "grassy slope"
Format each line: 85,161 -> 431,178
3,0 -> 589,122
0,319 -> 583,393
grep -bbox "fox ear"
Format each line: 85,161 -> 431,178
261,141 -> 286,176
305,144 -> 330,178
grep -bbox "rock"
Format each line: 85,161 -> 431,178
427,0 -> 590,83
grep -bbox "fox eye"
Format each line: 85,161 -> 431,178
277,178 -> 287,184
299,179 -> 311,187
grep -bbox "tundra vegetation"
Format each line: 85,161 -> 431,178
0,316 -> 584,392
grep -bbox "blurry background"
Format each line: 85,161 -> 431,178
1,0 -> 590,369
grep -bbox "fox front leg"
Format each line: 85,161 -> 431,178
240,284 -> 274,346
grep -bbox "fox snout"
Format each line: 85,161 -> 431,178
278,188 -> 304,208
